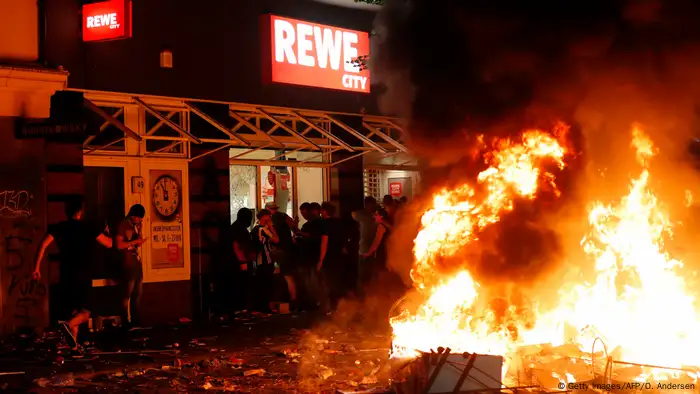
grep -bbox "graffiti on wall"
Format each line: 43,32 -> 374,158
0,190 -> 32,218
0,190 -> 46,331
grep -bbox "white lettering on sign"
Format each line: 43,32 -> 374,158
342,74 -> 368,90
274,19 -> 360,73
86,13 -> 120,29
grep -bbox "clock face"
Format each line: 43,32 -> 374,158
152,175 -> 180,218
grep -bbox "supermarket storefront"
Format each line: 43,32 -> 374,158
0,0 -> 413,328
72,87 -> 408,322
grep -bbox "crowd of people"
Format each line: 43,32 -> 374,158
30,194 -> 409,350
214,195 -> 407,317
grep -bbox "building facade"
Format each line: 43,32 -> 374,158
0,0 -> 418,331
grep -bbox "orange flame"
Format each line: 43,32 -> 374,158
391,124 -> 700,384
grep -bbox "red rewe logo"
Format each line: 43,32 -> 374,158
263,15 -> 371,93
390,182 -> 402,197
82,0 -> 132,42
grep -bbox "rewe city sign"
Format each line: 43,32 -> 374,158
263,15 -> 371,93
82,0 -> 133,42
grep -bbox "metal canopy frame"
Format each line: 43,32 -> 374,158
72,89 -> 412,168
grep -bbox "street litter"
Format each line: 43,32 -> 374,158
243,368 -> 266,376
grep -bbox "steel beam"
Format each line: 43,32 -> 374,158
290,111 -> 354,152
230,144 -> 273,159
184,102 -> 250,146
229,110 -> 285,148
146,111 -> 177,135
134,97 -> 201,144
99,107 -> 123,132
256,108 -> 320,150
75,89 -> 417,165
325,115 -> 387,153
189,143 -> 233,162
84,99 -> 141,141
230,158 -> 328,168
362,122 -> 409,152
84,137 -> 126,154
329,150 -> 373,167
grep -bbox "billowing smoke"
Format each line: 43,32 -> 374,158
376,0 -> 700,291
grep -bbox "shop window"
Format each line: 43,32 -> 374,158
230,165 -> 257,224
363,169 -> 381,201
261,166 -> 293,217
368,169 -> 421,202
296,167 -> 324,226
229,149 -> 326,225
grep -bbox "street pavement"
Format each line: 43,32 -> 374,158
0,298 -> 396,393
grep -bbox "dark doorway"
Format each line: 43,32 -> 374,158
84,166 -> 125,281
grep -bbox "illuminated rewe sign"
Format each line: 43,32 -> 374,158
263,15 -> 371,93
82,0 -> 132,42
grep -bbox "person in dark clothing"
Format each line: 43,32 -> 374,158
33,198 -> 113,349
219,208 -> 255,314
299,202 -> 311,222
317,202 -> 346,311
360,208 -> 392,290
264,201 -> 299,311
115,204 -> 148,327
297,202 -> 323,309
251,209 -> 279,313
309,202 -> 321,220
383,195 -> 398,223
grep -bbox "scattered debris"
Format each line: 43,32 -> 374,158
243,368 -> 266,376
5,313 -> 392,392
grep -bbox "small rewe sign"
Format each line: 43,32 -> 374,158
263,15 -> 371,93
82,0 -> 132,42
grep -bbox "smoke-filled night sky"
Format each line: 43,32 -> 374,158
375,0 -> 700,290
373,0 -> 700,163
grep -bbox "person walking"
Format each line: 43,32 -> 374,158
33,197 -> 113,349
115,204 -> 148,328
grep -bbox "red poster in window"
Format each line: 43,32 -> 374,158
167,244 -> 179,263
389,182 -> 402,197
280,174 -> 290,191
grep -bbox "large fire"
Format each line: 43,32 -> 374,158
390,124 -> 700,384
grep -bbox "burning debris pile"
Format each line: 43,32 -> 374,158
387,124 -> 700,391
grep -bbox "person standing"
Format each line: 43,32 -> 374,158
251,209 -> 279,313
360,208 -> 392,288
216,207 -> 256,316
231,208 -> 256,312
299,202 -> 311,223
317,202 -> 346,312
264,201 -> 299,311
352,197 -> 377,296
115,204 -> 148,327
297,202 -> 323,309
33,197 -> 113,349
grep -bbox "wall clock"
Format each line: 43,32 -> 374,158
152,175 -> 180,218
